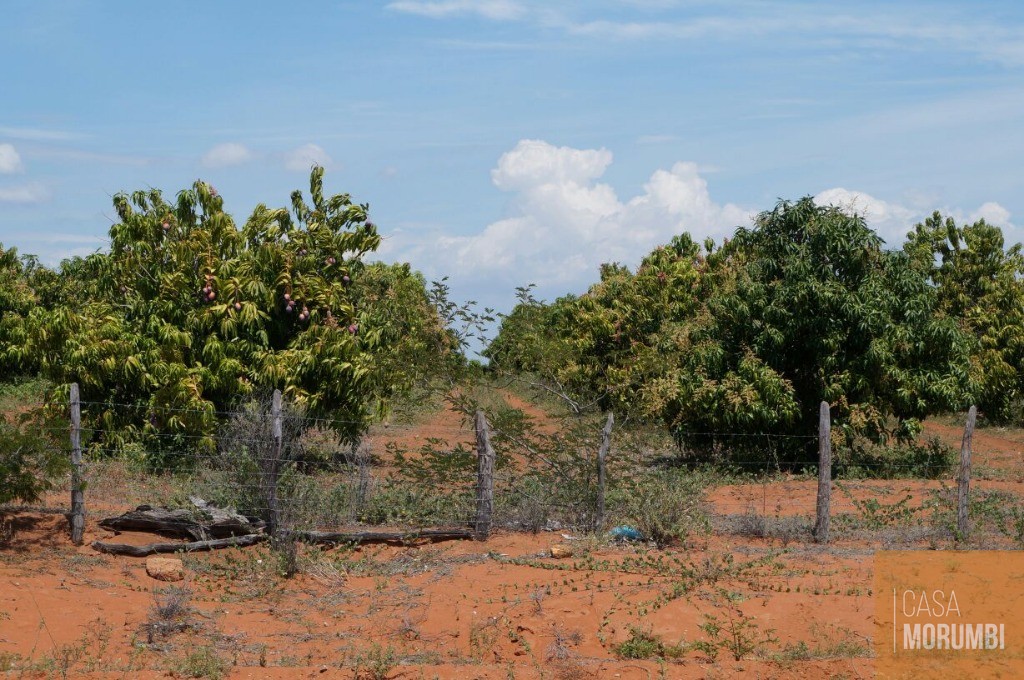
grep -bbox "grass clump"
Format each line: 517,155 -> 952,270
352,643 -> 397,680
613,627 -> 686,660
613,468 -> 711,547
169,645 -> 229,679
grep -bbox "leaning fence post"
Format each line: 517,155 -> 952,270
813,401 -> 832,544
268,389 -> 283,541
595,412 -> 614,532
69,383 -> 85,545
957,405 -> 977,541
474,410 -> 495,540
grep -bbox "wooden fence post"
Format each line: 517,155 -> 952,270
69,383 -> 85,545
595,412 -> 614,532
268,389 -> 283,541
474,410 -> 495,540
957,405 -> 977,541
813,401 -> 832,544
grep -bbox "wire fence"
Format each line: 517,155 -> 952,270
7,386 -> 1016,550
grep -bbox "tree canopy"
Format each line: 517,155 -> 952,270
0,168 -> 453,461
487,197 -> 982,460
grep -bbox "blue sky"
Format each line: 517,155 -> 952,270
2,0 -> 1022,313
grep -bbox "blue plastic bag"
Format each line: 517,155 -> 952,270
609,525 -> 644,542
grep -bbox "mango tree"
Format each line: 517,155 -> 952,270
11,168 -> 389,462
905,212 -> 1024,423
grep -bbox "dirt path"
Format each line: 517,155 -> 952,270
922,419 -> 1024,478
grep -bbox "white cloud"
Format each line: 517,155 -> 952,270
387,0 -> 525,20
970,201 -> 1012,226
201,142 -> 254,168
815,188 -> 1016,244
0,183 -> 49,203
283,144 -> 334,172
491,139 -> 612,190
383,139 -> 750,295
556,9 -> 1024,67
378,142 -> 1019,315
813,187 -> 918,244
0,144 -> 24,174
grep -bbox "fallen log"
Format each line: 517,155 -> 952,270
95,498 -> 475,555
92,529 -> 474,556
98,498 -> 263,541
92,533 -> 268,557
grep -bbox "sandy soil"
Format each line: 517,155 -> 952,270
1,409 -> 1019,678
1,513 -> 875,679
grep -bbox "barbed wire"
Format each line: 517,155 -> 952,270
14,396 -> 996,537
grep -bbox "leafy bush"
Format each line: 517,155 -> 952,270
835,437 -> 956,479
0,416 -> 68,505
612,468 -> 711,547
359,481 -> 473,527
613,627 -> 686,660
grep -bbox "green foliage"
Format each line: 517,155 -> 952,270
169,645 -> 228,680
0,415 -> 68,505
1,169 -> 452,464
350,263 -> 462,409
613,627 -> 686,660
905,212 -> 1024,423
695,592 -> 778,661
488,198 -> 974,464
835,437 -> 956,479
835,486 -> 921,530
612,468 -> 711,547
0,245 -> 48,379
352,643 -> 397,680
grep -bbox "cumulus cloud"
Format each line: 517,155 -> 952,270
377,140 -> 1021,326
813,187 -> 918,243
970,201 -> 1012,226
0,144 -> 24,174
384,139 -> 750,295
814,187 -> 1015,244
387,0 -> 525,20
0,183 -> 49,203
283,144 -> 334,172
201,142 -> 254,168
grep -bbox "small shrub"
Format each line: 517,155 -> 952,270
497,475 -> 553,533
170,645 -> 228,680
775,623 -> 870,660
614,469 -> 710,547
353,643 -> 396,680
0,651 -> 21,672
145,587 -> 197,643
835,484 -> 921,530
696,599 -> 778,661
1001,505 -> 1024,548
360,481 -> 473,527
152,586 -> 192,621
613,627 -> 686,660
835,437 -> 956,479
0,415 -> 68,505
0,514 -> 13,546
546,625 -> 583,661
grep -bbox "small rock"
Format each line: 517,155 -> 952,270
145,557 -> 184,582
550,544 -> 573,559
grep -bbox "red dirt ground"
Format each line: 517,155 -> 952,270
1,409 -> 1019,678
